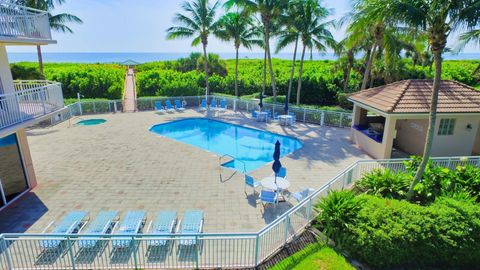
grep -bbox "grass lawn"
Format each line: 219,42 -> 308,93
269,243 -> 355,270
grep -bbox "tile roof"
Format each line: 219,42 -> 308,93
348,80 -> 480,114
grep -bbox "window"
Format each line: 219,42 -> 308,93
0,133 -> 28,206
438,119 -> 456,135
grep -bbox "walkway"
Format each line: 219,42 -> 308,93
122,68 -> 137,112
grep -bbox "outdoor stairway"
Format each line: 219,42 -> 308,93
122,68 -> 137,112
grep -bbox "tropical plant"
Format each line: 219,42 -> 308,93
355,169 -> 411,199
367,0 -> 480,200
216,10 -> 260,97
166,0 -> 221,96
225,0 -> 288,102
315,190 -> 364,244
19,0 -> 82,75
291,0 -> 335,105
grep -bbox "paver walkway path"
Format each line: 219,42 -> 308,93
122,68 -> 137,112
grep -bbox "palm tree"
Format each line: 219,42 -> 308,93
276,2 -> 301,107
167,0 -> 221,97
457,29 -> 480,75
20,0 -> 82,75
216,11 -> 261,97
293,0 -> 335,105
370,0 -> 480,200
225,0 -> 288,102
347,1 -> 387,90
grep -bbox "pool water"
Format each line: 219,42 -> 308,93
76,119 -> 107,126
149,118 -> 303,172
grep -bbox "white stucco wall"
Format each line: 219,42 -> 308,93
395,118 -> 428,156
473,122 -> 480,155
0,45 -> 14,94
432,115 -> 480,157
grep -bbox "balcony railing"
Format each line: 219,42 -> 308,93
0,80 -> 64,130
0,2 -> 52,41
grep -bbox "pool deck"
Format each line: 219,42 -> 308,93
0,109 -> 369,233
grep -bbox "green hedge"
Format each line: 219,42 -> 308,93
316,191 -> 480,269
10,59 -> 480,106
11,62 -> 124,99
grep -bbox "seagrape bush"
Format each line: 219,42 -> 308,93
11,59 -> 479,105
136,69 -> 204,97
135,59 -> 343,105
316,191 -> 480,269
11,62 -> 124,99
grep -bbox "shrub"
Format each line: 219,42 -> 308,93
11,63 -> 44,80
354,169 -> 411,199
315,191 -> 364,242
316,192 -> 480,269
360,159 -> 480,204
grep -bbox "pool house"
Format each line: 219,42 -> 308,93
349,79 -> 480,159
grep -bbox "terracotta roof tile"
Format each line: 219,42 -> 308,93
348,80 -> 480,114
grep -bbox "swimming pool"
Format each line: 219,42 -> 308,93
149,118 -> 303,172
76,119 -> 107,126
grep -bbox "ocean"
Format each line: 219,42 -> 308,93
7,52 -> 480,64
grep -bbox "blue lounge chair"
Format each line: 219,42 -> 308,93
78,211 -> 118,249
147,211 -> 177,247
179,210 -> 204,247
174,100 -> 186,112
218,99 -> 227,112
112,211 -> 146,249
252,110 -> 258,118
164,100 -> 175,113
291,188 -> 316,202
260,190 -> 278,207
40,211 -> 88,249
245,175 -> 260,194
155,101 -> 166,114
199,99 -> 207,111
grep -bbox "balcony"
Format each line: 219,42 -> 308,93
0,81 -> 64,132
0,2 -> 55,44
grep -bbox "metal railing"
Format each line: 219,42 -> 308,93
0,1 -> 52,41
0,81 -> 64,130
66,95 -> 353,128
1,156 -> 478,269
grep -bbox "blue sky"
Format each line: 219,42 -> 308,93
7,0 -> 476,53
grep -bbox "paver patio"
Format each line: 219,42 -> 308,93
0,109 -> 369,233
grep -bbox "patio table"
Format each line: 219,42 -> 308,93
256,111 -> 269,122
278,115 -> 294,126
260,176 -> 290,191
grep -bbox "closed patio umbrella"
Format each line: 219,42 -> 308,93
284,96 -> 289,114
272,140 -> 282,184
258,92 -> 263,111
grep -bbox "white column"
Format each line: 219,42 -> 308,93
382,116 -> 397,158
0,45 -> 15,94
